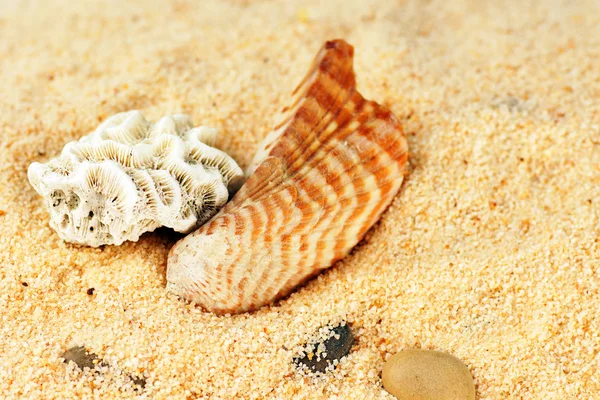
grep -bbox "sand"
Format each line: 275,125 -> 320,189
1,0 -> 599,398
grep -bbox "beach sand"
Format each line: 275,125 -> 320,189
1,0 -> 599,398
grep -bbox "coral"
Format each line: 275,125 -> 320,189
28,111 -> 243,247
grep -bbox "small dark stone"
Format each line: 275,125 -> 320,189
293,323 -> 354,374
21,282 -> 28,287
492,97 -> 525,112
62,345 -> 147,390
131,375 -> 147,389
87,288 -> 95,295
62,346 -> 100,370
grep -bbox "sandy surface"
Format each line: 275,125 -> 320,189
1,0 -> 600,398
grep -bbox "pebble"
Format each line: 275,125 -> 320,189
61,346 -> 99,370
61,345 -> 146,389
294,323 -> 354,373
382,349 -> 476,400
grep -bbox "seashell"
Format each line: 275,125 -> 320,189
28,111 -> 244,247
167,39 -> 409,314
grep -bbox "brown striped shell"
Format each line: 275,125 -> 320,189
166,39 -> 408,314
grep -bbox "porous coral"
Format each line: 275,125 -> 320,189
28,110 -> 243,247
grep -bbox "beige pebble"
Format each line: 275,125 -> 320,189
382,349 -> 476,400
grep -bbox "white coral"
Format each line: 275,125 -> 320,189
28,110 -> 244,247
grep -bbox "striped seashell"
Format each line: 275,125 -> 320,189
167,39 -> 409,314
